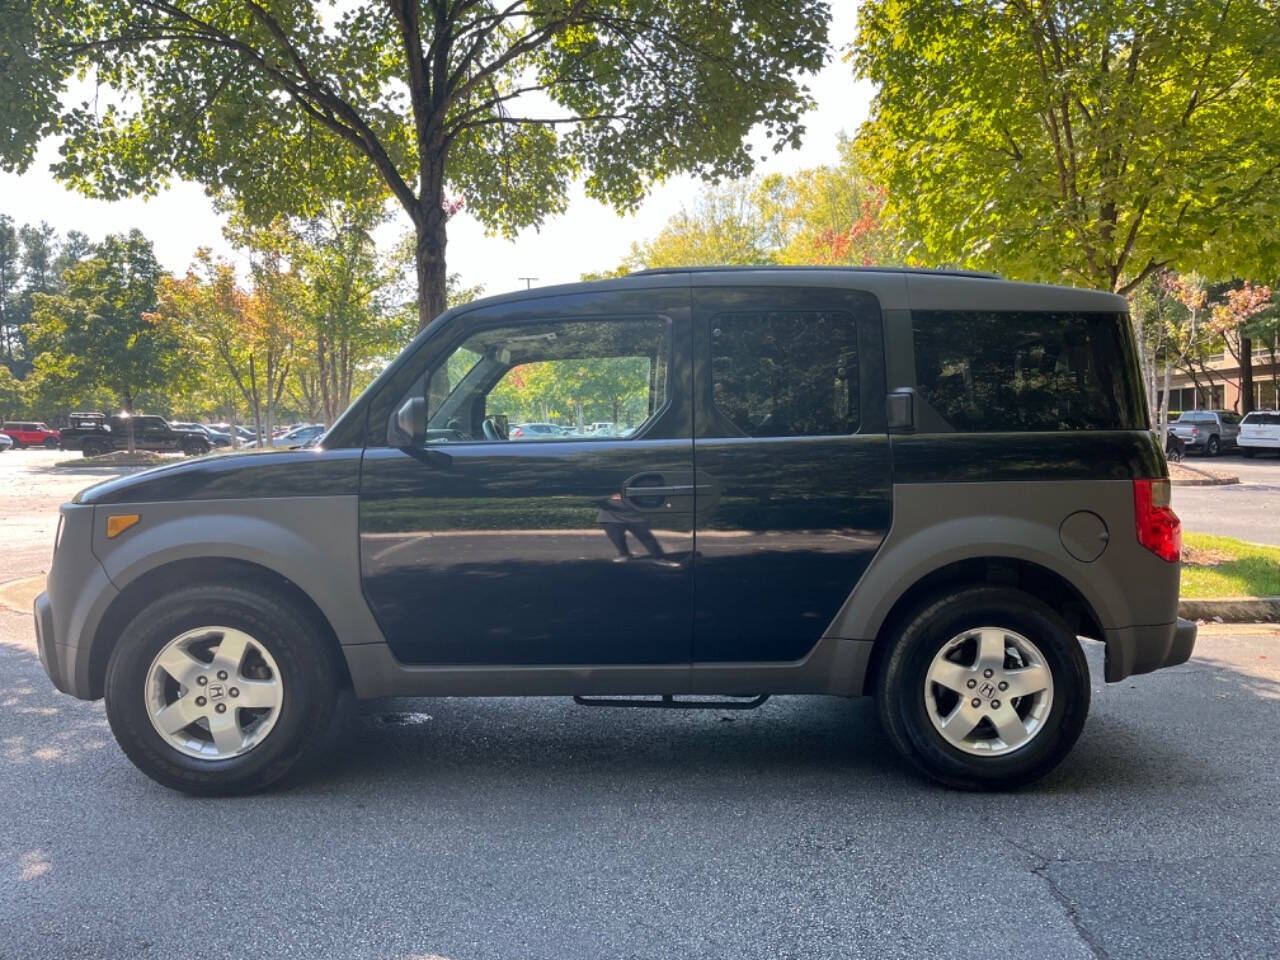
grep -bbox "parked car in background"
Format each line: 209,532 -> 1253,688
0,431 -> 12,452
1238,410 -> 1280,456
244,423 -> 324,449
58,412 -> 212,457
509,422 -> 563,439
207,423 -> 257,444
1168,410 -> 1240,456
171,422 -> 232,448
1,420 -> 61,449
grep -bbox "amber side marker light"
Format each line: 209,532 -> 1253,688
106,514 -> 141,539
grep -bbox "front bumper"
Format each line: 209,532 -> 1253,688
35,504 -> 120,700
1103,618 -> 1197,682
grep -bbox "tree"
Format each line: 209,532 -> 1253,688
25,231 -> 181,435
852,0 -> 1280,292
593,137 -> 892,274
1208,281 -> 1273,413
6,1 -> 831,331
624,180 -> 776,270
154,242 -> 300,446
289,201 -> 410,425
759,135 -> 891,266
0,363 -> 23,419
0,215 -> 19,368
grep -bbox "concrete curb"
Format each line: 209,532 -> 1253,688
1178,597 -> 1280,623
1170,463 -> 1240,486
0,576 -> 43,614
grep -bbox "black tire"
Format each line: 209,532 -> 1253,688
82,441 -> 108,457
104,582 -> 340,795
182,440 -> 211,457
875,586 -> 1090,790
1206,434 -> 1220,456
43,436 -> 58,449
1241,447 -> 1256,458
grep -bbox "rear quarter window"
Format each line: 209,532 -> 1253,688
912,310 -> 1147,432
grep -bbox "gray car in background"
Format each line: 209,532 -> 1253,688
1169,410 -> 1241,456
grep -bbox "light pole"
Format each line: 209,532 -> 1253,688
518,276 -> 538,290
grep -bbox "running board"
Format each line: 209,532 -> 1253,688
572,694 -> 770,710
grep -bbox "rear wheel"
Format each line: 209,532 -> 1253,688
876,586 -> 1090,790
104,582 -> 339,795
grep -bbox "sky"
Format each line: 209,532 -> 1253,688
0,4 -> 870,297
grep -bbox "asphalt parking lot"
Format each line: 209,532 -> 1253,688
1173,450 -> 1280,545
2,448 -> 1279,959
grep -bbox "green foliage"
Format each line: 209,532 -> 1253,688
24,230 -> 184,413
627,180 -> 777,269
5,0 -> 831,327
852,0 -> 1280,291
0,362 -> 23,419
595,137 -> 891,273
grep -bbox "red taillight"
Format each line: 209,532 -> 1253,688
1190,426 -> 1199,436
1134,478 -> 1181,563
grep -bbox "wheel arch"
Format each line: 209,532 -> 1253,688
858,555 -> 1105,695
87,556 -> 351,700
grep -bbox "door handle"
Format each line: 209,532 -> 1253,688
623,483 -> 710,498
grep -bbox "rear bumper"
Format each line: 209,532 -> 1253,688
1103,618 -> 1197,682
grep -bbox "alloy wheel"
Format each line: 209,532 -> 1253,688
923,626 -> 1054,756
144,627 -> 284,760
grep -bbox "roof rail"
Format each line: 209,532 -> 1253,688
627,265 -> 1002,280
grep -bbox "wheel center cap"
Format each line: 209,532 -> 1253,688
206,683 -> 225,701
977,679 -> 998,700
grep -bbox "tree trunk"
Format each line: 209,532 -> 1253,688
1161,355 -> 1172,437
1241,336 -> 1254,413
414,210 -> 449,333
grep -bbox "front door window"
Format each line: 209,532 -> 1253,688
422,318 -> 670,443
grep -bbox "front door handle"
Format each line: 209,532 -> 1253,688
623,483 -> 710,498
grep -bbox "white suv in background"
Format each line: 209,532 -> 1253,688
1238,411 -> 1280,456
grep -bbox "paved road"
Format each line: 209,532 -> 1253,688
2,605 -> 1279,959
1173,451 -> 1280,545
2,447 -> 1280,958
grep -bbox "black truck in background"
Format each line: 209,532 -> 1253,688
59,412 -> 212,457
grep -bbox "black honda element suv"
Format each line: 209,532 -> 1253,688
36,267 -> 1194,794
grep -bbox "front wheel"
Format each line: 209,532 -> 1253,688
43,436 -> 58,449
104,582 -> 339,795
1206,435 -> 1220,456
1242,447 -> 1256,458
182,440 -> 211,456
876,586 -> 1090,790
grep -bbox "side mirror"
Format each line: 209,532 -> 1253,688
389,396 -> 425,447
886,388 -> 915,432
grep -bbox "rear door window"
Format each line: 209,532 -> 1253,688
707,310 -> 860,438
912,311 -> 1147,432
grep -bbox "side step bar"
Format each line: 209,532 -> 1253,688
572,694 -> 770,710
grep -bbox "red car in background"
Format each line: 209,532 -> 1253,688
0,421 -> 61,449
